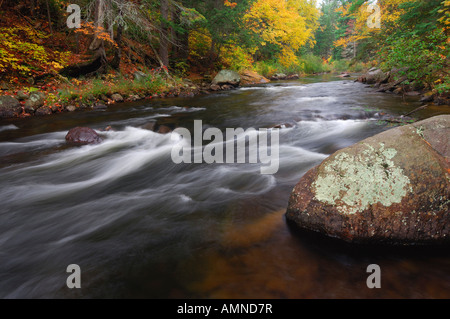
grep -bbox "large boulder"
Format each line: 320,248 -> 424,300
359,68 -> 389,84
65,127 -> 103,145
212,70 -> 241,87
239,70 -> 270,85
0,95 -> 22,118
24,92 -> 45,113
286,115 -> 450,245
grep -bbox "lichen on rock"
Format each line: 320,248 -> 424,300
286,115 -> 450,244
312,143 -> 412,215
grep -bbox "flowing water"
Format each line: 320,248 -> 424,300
0,75 -> 449,299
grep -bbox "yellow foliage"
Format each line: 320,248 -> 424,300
0,26 -> 70,77
278,47 -> 299,69
438,0 -> 450,34
188,28 -> 212,60
244,0 -> 319,52
220,44 -> 254,71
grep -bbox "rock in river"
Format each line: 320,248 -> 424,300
65,127 -> 103,145
286,115 -> 450,245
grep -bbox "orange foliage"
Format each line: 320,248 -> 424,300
74,22 -> 118,48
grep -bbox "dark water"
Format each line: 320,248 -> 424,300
0,75 -> 449,299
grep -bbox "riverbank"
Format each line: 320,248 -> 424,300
0,68 -> 274,121
1,67 -> 449,124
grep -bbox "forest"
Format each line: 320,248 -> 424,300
0,0 -> 449,114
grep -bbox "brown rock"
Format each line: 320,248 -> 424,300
221,84 -> 234,90
111,93 -> 124,102
287,74 -> 300,80
210,84 -> 221,91
239,70 -> 270,85
141,121 -> 156,131
65,127 -> 103,145
35,106 -> 52,116
0,95 -> 22,118
286,115 -> 450,245
24,92 -> 45,113
270,73 -> 287,81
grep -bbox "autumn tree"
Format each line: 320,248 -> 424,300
244,0 -> 319,68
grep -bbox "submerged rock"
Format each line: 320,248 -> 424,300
286,115 -> 450,245
157,125 -> 172,134
141,121 -> 156,131
24,92 -> 45,113
65,127 -> 103,145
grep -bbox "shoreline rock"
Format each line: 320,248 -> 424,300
0,74 -> 250,121
211,70 -> 241,87
0,95 -> 22,119
286,115 -> 450,245
357,68 -> 450,106
239,70 -> 270,85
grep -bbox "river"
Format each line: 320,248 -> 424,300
0,75 -> 449,298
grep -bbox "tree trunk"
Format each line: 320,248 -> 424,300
30,0 -> 35,17
89,0 -> 105,52
88,0 -> 108,74
45,0 -> 53,34
159,0 -> 170,67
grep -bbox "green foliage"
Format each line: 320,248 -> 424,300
254,60 -> 281,77
220,44 -> 254,72
396,0 -> 443,36
330,59 -> 350,72
314,0 -> 346,58
435,76 -> 450,94
254,54 -> 330,77
299,54 -> 329,74
173,61 -> 190,77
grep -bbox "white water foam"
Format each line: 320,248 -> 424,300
0,125 -> 19,132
